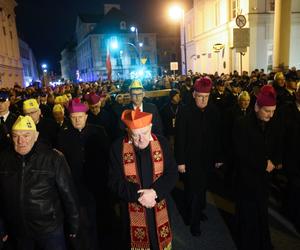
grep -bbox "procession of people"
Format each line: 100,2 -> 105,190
0,68 -> 299,250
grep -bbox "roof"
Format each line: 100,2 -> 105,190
81,7 -> 134,36
78,13 -> 103,23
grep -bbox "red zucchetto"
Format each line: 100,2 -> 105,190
193,77 -> 212,93
256,85 -> 277,107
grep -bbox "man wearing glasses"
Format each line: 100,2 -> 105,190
109,109 -> 177,250
175,77 -> 224,237
122,80 -> 163,135
22,99 -> 58,147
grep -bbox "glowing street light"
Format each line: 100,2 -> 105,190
168,4 -> 187,75
110,39 -> 119,50
139,42 -> 143,48
168,5 -> 184,21
130,26 -> 136,32
41,64 -> 47,69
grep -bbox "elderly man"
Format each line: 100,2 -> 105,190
85,93 -> 116,140
175,77 -> 223,237
57,99 -> 110,250
122,80 -> 163,135
109,109 -> 178,250
52,104 -> 70,130
0,91 -> 17,152
233,85 -> 283,250
0,115 -> 79,250
23,98 -> 58,147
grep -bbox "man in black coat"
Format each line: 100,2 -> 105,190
0,91 -> 17,153
23,98 -> 58,148
233,85 -> 283,250
159,89 -> 183,153
57,99 -> 110,250
175,77 -> 223,236
278,82 -> 300,231
121,80 -> 163,135
0,115 -> 79,250
109,109 -> 177,250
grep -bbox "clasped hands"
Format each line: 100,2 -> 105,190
138,189 -> 157,209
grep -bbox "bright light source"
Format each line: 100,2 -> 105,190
120,50 -> 124,55
130,26 -> 136,32
110,38 -> 119,50
43,69 -> 47,73
139,42 -> 143,47
41,64 -> 47,69
168,5 -> 184,21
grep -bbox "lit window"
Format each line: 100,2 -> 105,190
231,0 -> 240,19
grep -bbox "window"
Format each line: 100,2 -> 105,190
120,21 -> 126,30
9,31 -> 13,39
267,0 -> 275,12
131,57 -> 136,65
2,26 -> 6,36
144,37 -> 149,46
215,0 -> 220,26
231,0 -> 240,19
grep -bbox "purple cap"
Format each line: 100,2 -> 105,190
68,98 -> 89,113
84,93 -> 101,105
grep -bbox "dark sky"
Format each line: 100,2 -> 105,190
16,0 -> 192,73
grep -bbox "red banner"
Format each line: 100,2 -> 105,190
106,48 -> 112,81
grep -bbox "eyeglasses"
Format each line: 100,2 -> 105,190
24,110 -> 39,116
194,94 -> 209,100
130,93 -> 143,98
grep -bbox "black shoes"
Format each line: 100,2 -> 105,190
190,225 -> 201,237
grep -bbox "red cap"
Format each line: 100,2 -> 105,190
85,93 -> 101,105
256,85 -> 277,107
68,98 -> 89,113
121,109 -> 152,129
194,77 -> 212,93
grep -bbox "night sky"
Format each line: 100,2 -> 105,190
16,0 -> 192,73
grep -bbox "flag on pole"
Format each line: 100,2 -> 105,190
106,47 -> 112,81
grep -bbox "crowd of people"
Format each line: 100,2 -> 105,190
0,67 -> 299,250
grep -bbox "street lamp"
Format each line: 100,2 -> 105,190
130,26 -> 143,65
168,5 -> 187,75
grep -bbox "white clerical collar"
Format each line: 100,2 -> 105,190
133,103 -> 143,112
128,134 -> 154,144
1,111 -> 10,122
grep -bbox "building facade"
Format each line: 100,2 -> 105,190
157,29 -> 181,75
61,5 -> 158,82
0,0 -> 23,88
182,0 -> 300,75
60,42 -> 77,82
19,39 -> 39,86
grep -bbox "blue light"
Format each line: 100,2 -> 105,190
110,37 -> 119,50
130,26 -> 136,32
139,42 -> 143,47
41,64 -> 47,69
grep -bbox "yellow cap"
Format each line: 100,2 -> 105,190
62,94 -> 69,102
53,104 -> 64,113
23,99 -> 39,111
274,72 -> 285,81
54,96 -> 66,104
12,115 -> 36,131
129,80 -> 144,90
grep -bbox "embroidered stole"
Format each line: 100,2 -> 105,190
122,135 -> 172,250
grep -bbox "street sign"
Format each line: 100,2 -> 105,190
236,15 -> 247,28
233,28 -> 250,48
141,58 -> 147,65
170,62 -> 178,71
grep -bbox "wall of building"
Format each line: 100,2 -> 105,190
0,0 -> 23,88
19,39 -> 39,86
185,0 -> 300,75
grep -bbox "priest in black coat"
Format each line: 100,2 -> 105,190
233,85 -> 283,250
0,91 -> 17,152
109,109 -> 178,250
57,99 -> 110,250
175,77 -> 224,237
